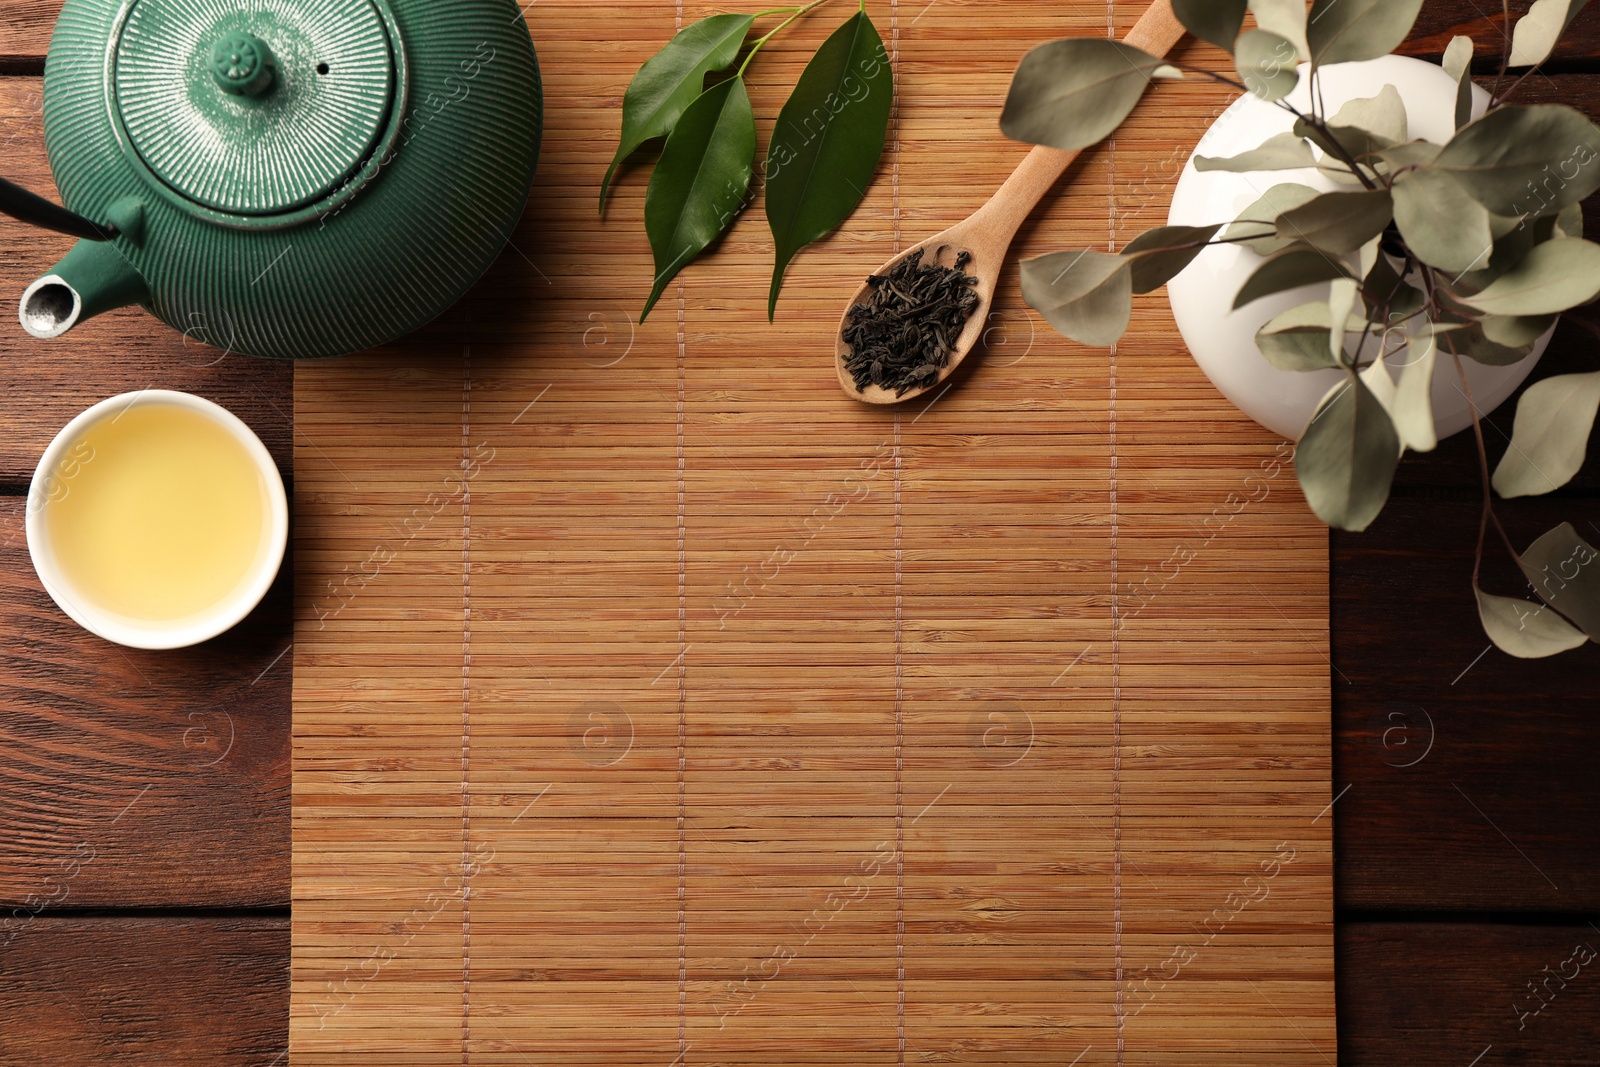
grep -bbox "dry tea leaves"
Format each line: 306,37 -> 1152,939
842,249 -> 980,396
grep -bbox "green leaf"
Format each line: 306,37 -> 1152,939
1276,189 -> 1393,255
1325,277 -> 1361,364
640,77 -> 757,322
1232,246 -> 1353,311
1171,0 -> 1248,52
1493,370 -> 1600,497
1377,140 -> 1441,170
1256,302 -> 1343,371
601,13 -> 755,214
765,10 -> 894,319
1225,183 -> 1321,255
1519,523 -> 1600,639
1430,104 -> 1600,217
1250,0 -> 1310,59
1388,327 -> 1438,452
1236,29 -> 1300,101
1435,318 -> 1537,366
1330,84 -> 1408,145
1391,169 -> 1494,273
1480,313 -> 1557,347
1307,0 -> 1424,66
1476,586 -> 1589,658
1021,250 -> 1133,347
1457,238 -> 1600,315
1557,200 -> 1584,238
1443,36 -> 1475,130
1294,374 -> 1401,531
1296,117 -> 1394,161
1122,223 -> 1222,293
1510,0 -> 1591,67
1194,132 -> 1317,172
1001,39 -> 1166,151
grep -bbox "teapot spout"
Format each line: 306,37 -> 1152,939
20,239 -> 149,339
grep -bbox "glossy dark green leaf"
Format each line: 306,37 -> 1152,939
1122,223 -> 1222,293
1195,132 -> 1317,172
1232,246 -> 1353,311
601,13 -> 754,214
1476,585 -> 1589,657
1021,250 -> 1133,347
1493,370 -> 1600,497
1001,39 -> 1166,151
1225,183 -> 1320,255
1235,29 -> 1300,101
1518,522 -> 1600,639
1307,0 -> 1423,66
641,77 -> 757,322
1430,104 -> 1600,216
1391,168 -> 1493,272
1294,374 -> 1401,532
765,10 -> 894,319
1172,0 -> 1248,53
1275,189 -> 1393,254
1510,0 -> 1591,67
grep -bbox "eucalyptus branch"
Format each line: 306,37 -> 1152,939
1493,0 -> 1513,102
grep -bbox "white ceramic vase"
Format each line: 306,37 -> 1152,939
1165,55 -> 1549,441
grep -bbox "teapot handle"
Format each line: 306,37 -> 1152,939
0,176 -> 119,242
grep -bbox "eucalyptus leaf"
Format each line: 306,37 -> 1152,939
1391,168 -> 1494,273
1518,522 -> 1600,639
1296,117 -> 1394,161
1225,183 -> 1321,255
1249,0 -> 1310,59
765,10 -> 894,319
1276,189 -> 1393,255
601,13 -> 755,214
1480,313 -> 1558,347
1122,224 -> 1223,293
1557,201 -> 1584,238
1236,29 -> 1300,101
1510,0 -> 1591,67
1325,277 -> 1361,363
1476,586 -> 1589,657
1443,36 -> 1475,130
1377,140 -> 1441,169
1431,104 -> 1600,217
1362,249 -> 1426,320
641,77 -> 757,322
1001,39 -> 1166,151
1492,370 -> 1600,497
1307,0 -> 1424,66
1171,0 -> 1248,52
1436,318 -> 1538,366
1232,246 -> 1354,311
1194,132 -> 1317,172
1256,302 -> 1342,371
1330,84 -> 1408,145
1021,250 -> 1134,347
1389,327 -> 1438,452
1457,238 -> 1600,315
1294,374 -> 1401,531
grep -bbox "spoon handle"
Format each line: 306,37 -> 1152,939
974,0 -> 1187,240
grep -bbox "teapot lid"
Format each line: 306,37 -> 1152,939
111,0 -> 400,215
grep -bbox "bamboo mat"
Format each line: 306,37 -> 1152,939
291,1 -> 1335,1063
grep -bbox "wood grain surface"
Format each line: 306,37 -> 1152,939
291,4 -> 1332,1064
0,916 -> 288,1065
0,499 -> 291,909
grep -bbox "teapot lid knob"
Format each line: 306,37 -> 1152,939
208,31 -> 276,97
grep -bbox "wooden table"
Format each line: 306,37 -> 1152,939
2,2 -> 1597,1063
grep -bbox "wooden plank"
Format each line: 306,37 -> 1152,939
1333,497 -> 1600,912
0,78 -> 292,484
1339,922 -> 1600,1066
0,916 -> 287,1065
293,3 -> 1331,1065
0,497 -> 291,909
1403,2 -> 1600,65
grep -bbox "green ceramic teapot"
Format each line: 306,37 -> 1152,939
3,0 -> 541,359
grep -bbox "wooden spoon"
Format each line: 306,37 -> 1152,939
836,0 -> 1186,405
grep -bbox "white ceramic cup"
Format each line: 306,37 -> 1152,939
26,390 -> 288,650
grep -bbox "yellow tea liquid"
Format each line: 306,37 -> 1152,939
40,402 -> 270,623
